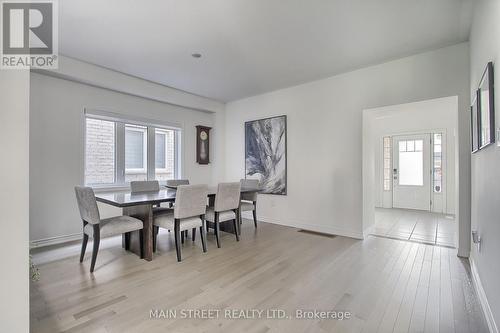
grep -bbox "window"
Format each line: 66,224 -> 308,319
433,133 -> 442,193
85,118 -> 116,185
84,111 -> 181,186
398,139 -> 423,186
383,136 -> 391,191
155,128 -> 176,181
125,125 -> 148,182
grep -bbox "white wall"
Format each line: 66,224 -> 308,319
29,72 -> 220,243
225,43 -> 470,242
33,56 -> 225,113
0,70 -> 30,332
469,0 -> 500,330
369,97 -> 457,215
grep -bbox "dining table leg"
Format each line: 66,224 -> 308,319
122,204 -> 153,261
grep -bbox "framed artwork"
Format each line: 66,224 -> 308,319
471,93 -> 480,153
478,62 -> 495,149
196,126 -> 211,164
245,115 -> 287,195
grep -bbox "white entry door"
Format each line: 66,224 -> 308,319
392,134 -> 431,211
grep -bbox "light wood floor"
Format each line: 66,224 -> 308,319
30,220 -> 487,333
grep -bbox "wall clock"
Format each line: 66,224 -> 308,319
196,126 -> 211,164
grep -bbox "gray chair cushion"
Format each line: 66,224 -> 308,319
174,184 -> 208,219
214,182 -> 241,212
240,192 -> 257,202
130,181 -> 160,193
205,207 -> 236,223
240,201 -> 255,212
153,212 -> 203,232
84,215 -> 143,238
166,179 -> 190,187
240,179 -> 259,201
75,186 -> 101,225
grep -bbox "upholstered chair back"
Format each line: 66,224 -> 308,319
74,186 -> 101,225
214,182 -> 241,212
130,180 -> 160,193
166,179 -> 190,187
174,184 -> 208,219
240,179 -> 259,201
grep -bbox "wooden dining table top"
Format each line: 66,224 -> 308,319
95,185 -> 260,208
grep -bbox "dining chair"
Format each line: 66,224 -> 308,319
166,179 -> 191,240
130,180 -> 160,193
130,180 -> 172,215
166,179 -> 190,187
240,179 -> 259,228
74,186 -> 144,272
205,182 -> 241,248
153,184 -> 208,261
131,180 -> 172,250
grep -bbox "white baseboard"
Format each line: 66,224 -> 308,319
34,214 -> 364,248
470,257 -> 498,333
363,224 -> 375,238
241,212 -> 364,240
30,233 -> 82,248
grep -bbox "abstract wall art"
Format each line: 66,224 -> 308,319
245,115 -> 287,195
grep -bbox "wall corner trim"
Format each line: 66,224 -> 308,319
470,257 -> 499,333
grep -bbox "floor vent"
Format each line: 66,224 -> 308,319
298,229 -> 336,238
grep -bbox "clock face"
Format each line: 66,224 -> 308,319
200,131 -> 208,141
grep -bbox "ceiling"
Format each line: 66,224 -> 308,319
59,0 -> 473,102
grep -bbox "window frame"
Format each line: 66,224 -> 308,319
432,133 -> 443,193
154,128 -> 177,175
84,109 -> 182,189
155,132 -> 167,171
382,136 -> 392,192
125,124 -> 148,175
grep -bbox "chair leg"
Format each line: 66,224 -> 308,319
139,229 -> 144,259
200,226 -> 207,253
214,213 -> 221,248
80,233 -> 88,262
233,219 -> 240,241
253,207 -> 257,229
153,226 -> 158,252
90,225 -> 100,273
124,232 -> 131,250
192,228 -> 196,241
174,220 -> 182,262
236,208 -> 241,235
181,229 -> 185,244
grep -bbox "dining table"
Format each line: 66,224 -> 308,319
95,185 -> 260,261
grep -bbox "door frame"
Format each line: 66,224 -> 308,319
377,128 -> 448,214
362,96 -> 464,257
